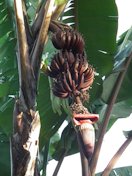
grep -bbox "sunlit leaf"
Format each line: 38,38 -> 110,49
77,0 -> 118,76
96,166 -> 132,176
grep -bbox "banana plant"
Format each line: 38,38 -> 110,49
0,0 -> 132,176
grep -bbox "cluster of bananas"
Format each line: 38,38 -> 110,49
52,29 -> 85,54
47,29 -> 94,99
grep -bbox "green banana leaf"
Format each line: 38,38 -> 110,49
0,129 -> 10,176
77,0 -> 118,76
96,166 -> 132,176
2,0 -> 132,175
94,28 -> 132,129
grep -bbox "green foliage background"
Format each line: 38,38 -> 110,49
0,0 -> 132,175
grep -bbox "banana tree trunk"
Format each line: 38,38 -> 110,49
10,0 -> 54,175
11,101 -> 41,176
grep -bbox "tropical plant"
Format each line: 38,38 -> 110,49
0,0 -> 132,176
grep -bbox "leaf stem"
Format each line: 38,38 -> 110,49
14,0 -> 29,83
42,141 -> 50,176
31,0 -> 55,82
32,2 -> 46,37
14,0 -> 35,109
101,137 -> 132,176
51,0 -> 68,20
90,51 -> 132,175
52,149 -> 67,176
22,1 -> 34,49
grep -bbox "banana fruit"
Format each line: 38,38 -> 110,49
47,28 -> 95,100
52,29 -> 84,54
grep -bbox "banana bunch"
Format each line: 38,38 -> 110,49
47,29 -> 95,100
52,29 -> 84,54
47,51 -> 75,78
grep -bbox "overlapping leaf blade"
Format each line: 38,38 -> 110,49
96,166 -> 132,176
1,0 -> 131,174
77,0 -> 118,76
94,27 -> 132,131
